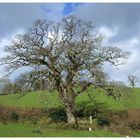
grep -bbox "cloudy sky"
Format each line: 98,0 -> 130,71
0,3 -> 140,86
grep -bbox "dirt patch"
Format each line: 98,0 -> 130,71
0,105 -> 47,115
127,109 -> 140,121
110,108 -> 140,122
0,105 -> 48,123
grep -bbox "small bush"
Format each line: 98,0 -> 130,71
9,111 -> 19,121
48,106 -> 67,123
32,129 -> 42,134
75,101 -> 87,117
29,116 -> 40,125
76,101 -> 109,118
97,117 -> 111,126
38,117 -> 52,128
129,121 -> 140,130
0,115 -> 8,124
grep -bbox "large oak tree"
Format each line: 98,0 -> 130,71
0,15 -> 129,126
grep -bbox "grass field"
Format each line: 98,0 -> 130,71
1,122 -> 140,137
0,88 -> 140,137
0,123 -> 122,137
0,88 -> 139,110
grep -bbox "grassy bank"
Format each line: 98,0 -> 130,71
0,88 -> 139,110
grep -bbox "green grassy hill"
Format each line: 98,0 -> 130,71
0,88 -> 139,110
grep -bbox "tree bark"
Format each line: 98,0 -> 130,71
59,87 -> 77,126
65,105 -> 76,125
55,77 -> 78,127
62,88 -> 78,127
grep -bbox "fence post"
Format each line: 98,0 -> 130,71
89,116 -> 92,131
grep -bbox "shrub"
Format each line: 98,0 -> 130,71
9,111 -> 19,121
75,101 -> 87,117
76,101 -> 109,118
38,117 -> 52,128
29,116 -> 40,125
0,115 -> 8,124
32,129 -> 42,134
97,117 -> 111,126
83,103 -> 103,118
48,106 -> 67,123
129,121 -> 140,130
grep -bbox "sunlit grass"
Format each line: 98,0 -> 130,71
0,87 -> 139,110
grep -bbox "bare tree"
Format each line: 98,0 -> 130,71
90,65 -> 108,86
0,78 -> 13,95
0,15 -> 129,126
105,80 -> 131,102
27,69 -> 49,91
13,73 -> 32,93
128,75 -> 137,87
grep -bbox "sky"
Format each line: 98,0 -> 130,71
0,3 -> 140,86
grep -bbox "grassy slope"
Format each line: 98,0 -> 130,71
129,88 -> 140,108
0,88 -> 139,110
0,123 -> 121,137
0,88 -> 140,137
0,91 -> 62,108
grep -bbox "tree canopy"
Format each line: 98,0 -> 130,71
0,15 -> 130,126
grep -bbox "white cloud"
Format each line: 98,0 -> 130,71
99,26 -> 118,45
99,26 -> 118,39
0,29 -> 24,55
130,38 -> 139,45
0,29 -> 25,78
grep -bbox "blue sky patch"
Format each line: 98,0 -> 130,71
63,3 -> 82,15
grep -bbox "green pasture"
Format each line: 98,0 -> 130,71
0,88 -> 139,110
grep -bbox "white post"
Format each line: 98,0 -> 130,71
89,116 -> 92,131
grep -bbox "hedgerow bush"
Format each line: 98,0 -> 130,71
9,111 -> 19,122
38,117 -> 52,128
129,121 -> 140,130
75,101 -> 109,118
48,106 -> 67,123
97,117 -> 111,126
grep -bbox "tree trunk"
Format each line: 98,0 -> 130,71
59,88 -> 77,126
55,80 -> 78,127
62,91 -> 78,127
65,106 -> 76,125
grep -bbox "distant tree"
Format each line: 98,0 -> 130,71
90,65 -> 108,87
0,78 -> 13,94
128,75 -> 137,87
27,69 -> 48,91
107,80 -> 131,100
13,73 -> 30,93
0,15 -> 129,126
14,70 -> 49,92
